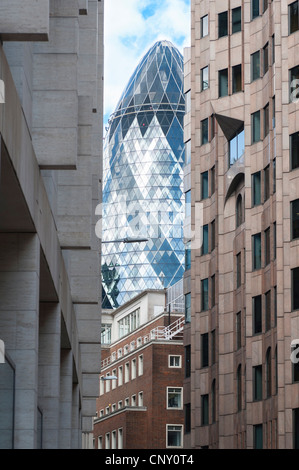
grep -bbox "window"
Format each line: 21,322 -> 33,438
101,324 -> 112,344
290,132 -> 299,170
290,65 -> 299,104
289,1 -> 299,35
291,199 -> 299,240
125,362 -> 129,383
229,127 -> 245,166
236,252 -> 241,288
292,267 -> 299,310
201,118 -> 209,145
263,42 -> 269,75
201,278 -> 209,311
201,14 -> 209,38
118,429 -> 123,449
211,274 -> 216,308
218,11 -> 228,38
211,329 -> 216,364
201,395 -> 209,426
273,157 -> 276,193
185,345 -> 191,378
201,66 -> 209,91
232,6 -> 242,34
211,380 -> 216,422
98,436 -> 103,449
264,104 -> 269,138
118,400 -> 122,409
118,309 -> 140,338
131,358 -> 136,380
125,397 -> 129,406
112,369 -> 117,389
138,355 -> 143,376
237,365 -> 242,411
131,394 -> 136,406
252,233 -> 262,270
201,171 -> 209,199
266,348 -> 272,397
118,365 -> 123,386
185,292 -> 191,323
211,219 -> 216,251
100,376 -> 104,395
253,295 -> 262,334
252,110 -> 261,143
253,365 -> 263,401
254,424 -> 263,449
264,227 -> 270,266
185,403 -> 191,434
167,388 -> 183,409
219,68 -> 228,97
201,333 -> 209,368
252,171 -> 261,206
236,312 -> 242,349
272,34 -> 275,64
185,241 -> 191,270
185,190 -> 191,217
167,425 -> 183,448
138,391 -> 143,407
293,345 -> 299,382
105,433 -> 110,450
202,224 -> 209,255
111,430 -> 116,449
236,194 -> 243,227
252,0 -> 260,19
274,286 -> 277,326
232,64 -> 242,93
211,166 -> 215,195
185,89 -> 191,114
265,290 -> 271,331
169,355 -> 181,368
185,140 -> 191,165
251,51 -> 260,82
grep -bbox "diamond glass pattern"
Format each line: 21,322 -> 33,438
102,41 -> 185,308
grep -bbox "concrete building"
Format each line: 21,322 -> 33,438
185,0 -> 299,449
94,285 -> 185,449
0,0 -> 104,449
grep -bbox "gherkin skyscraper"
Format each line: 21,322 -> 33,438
102,40 -> 185,308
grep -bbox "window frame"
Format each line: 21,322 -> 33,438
167,387 -> 183,410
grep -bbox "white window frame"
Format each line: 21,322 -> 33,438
138,391 -> 144,407
166,424 -> 183,448
118,400 -> 123,409
131,358 -> 136,379
118,365 -> 123,386
131,394 -> 136,406
111,430 -> 117,449
118,428 -> 123,449
112,369 -> 117,389
98,436 -> 103,449
168,355 -> 182,368
125,362 -> 130,383
167,387 -> 183,410
125,397 -> 129,407
100,409 -> 104,417
138,354 -> 144,376
100,376 -> 104,395
105,433 -> 110,449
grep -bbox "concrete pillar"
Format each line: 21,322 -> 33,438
0,233 -> 40,448
38,302 -> 61,449
59,348 -> 73,448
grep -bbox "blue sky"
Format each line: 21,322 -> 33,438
104,0 -> 191,127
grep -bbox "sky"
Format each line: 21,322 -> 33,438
103,0 -> 191,128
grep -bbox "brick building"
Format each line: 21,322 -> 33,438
93,288 -> 185,449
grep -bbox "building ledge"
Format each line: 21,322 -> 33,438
94,406 -> 147,424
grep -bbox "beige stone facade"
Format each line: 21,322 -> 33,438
185,0 -> 299,449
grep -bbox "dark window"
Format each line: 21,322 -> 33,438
263,42 -> 269,74
236,311 -> 242,349
289,1 -> 299,35
252,233 -> 262,270
292,199 -> 299,240
201,333 -> 209,368
236,252 -> 241,288
201,118 -> 209,145
252,110 -> 261,143
201,395 -> 209,426
264,227 -> 270,266
211,329 -> 216,364
210,114 -> 215,140
251,51 -> 260,82
292,267 -> 299,311
219,68 -> 228,97
274,286 -> 277,326
294,408 -> 299,449
264,103 -> 269,137
272,34 -> 275,64
253,295 -> 262,334
211,274 -> 216,307
185,241 -> 191,270
273,157 -> 276,192
264,165 -> 270,201
185,293 -> 191,323
254,424 -> 263,449
237,365 -> 242,411
265,290 -> 271,331
201,66 -> 209,91
252,171 -> 261,206
211,380 -> 216,423
201,278 -> 209,311
272,96 -> 276,129
211,166 -> 215,195
266,348 -> 272,397
273,222 -> 277,260
185,403 -> 191,434
232,64 -> 242,93
201,171 -> 209,199
211,219 -> 216,251
252,0 -> 260,20
253,365 -> 263,401
290,65 -> 299,104
236,194 -> 243,227
232,6 -> 242,34
185,345 -> 191,378
290,132 -> 299,170
202,224 -> 209,255
201,14 -> 209,37
219,11 -> 228,38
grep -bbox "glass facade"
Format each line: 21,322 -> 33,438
102,41 -> 185,308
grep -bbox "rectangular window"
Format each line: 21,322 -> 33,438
232,64 -> 242,93
252,233 -> 262,270
252,171 -> 261,206
264,104 -> 269,138
185,403 -> 191,434
201,278 -> 209,311
118,366 -> 123,386
289,1 -> 299,35
252,0 -> 260,19
118,429 -> 123,450
167,388 -> 183,409
263,42 -> 269,75
131,395 -> 136,406
118,309 -> 140,338
185,190 -> 191,218
272,34 -> 275,64
201,66 -> 209,91
254,424 -> 263,449
167,425 -> 183,448
232,6 -> 242,34
290,132 -> 299,170
185,292 -> 191,323
169,355 -> 181,368
105,433 -> 110,450
253,365 -> 263,401
273,157 -> 276,193
138,354 -> 143,376
236,312 -> 242,349
252,111 -> 261,143
211,274 -> 216,307
218,11 -> 228,38
229,127 -> 245,167
202,224 -> 209,255
111,430 -> 116,449
201,395 -> 209,426
253,295 -> 262,334
131,358 -> 136,380
201,118 -> 209,145
98,436 -> 103,449
290,65 -> 299,104
264,227 -> 270,266
265,290 -> 271,331
125,362 -> 129,383
211,166 -> 215,195
211,219 -> 216,251
274,286 -> 277,326
201,333 -> 209,368
211,329 -> 216,364
292,267 -> 299,310
185,89 -> 191,114
201,171 -> 209,199
185,345 -> 191,378
236,252 -> 241,288
219,68 -> 228,97
185,241 -> 191,271
292,199 -> 299,240
251,51 -> 260,82
185,140 -> 191,165
118,400 -> 122,409
201,14 -> 209,38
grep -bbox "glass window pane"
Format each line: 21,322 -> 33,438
219,69 -> 228,97
232,6 -> 242,34
201,15 -> 209,37
253,233 -> 261,270
253,295 -> 262,334
252,0 -> 260,19
254,424 -> 263,449
232,64 -> 242,93
201,333 -> 209,367
201,118 -> 209,144
292,268 -> 299,311
289,1 -> 299,34
252,111 -> 261,143
219,11 -> 228,38
292,199 -> 299,240
263,42 -> 269,74
185,292 -> 191,323
291,132 -> 299,170
202,224 -> 209,255
290,65 -> 299,103
201,66 -> 209,90
201,171 -> 209,199
251,51 -> 260,81
185,190 -> 191,217
254,365 -> 263,400
201,278 -> 209,311
185,139 -> 191,165
201,395 -> 209,425
252,171 -> 261,206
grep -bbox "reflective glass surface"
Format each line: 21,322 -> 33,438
102,41 -> 185,308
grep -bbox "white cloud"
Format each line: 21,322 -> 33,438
104,0 -> 191,123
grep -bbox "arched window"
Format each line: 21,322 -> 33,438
236,194 -> 243,227
237,364 -> 242,411
266,347 -> 272,398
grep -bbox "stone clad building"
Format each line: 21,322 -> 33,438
185,0 -> 299,449
0,0 -> 104,449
